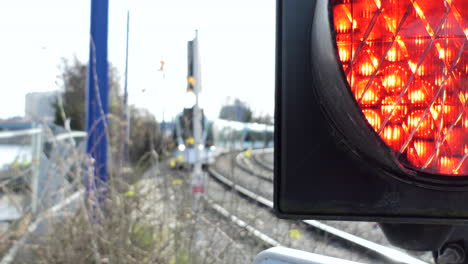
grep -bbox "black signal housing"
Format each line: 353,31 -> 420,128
274,0 -> 468,223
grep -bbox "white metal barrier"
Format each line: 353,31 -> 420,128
0,128 -> 41,139
0,128 -> 87,264
0,127 -> 86,219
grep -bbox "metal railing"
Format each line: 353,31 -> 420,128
0,126 -> 87,264
0,126 -> 86,220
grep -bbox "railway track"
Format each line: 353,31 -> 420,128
251,149 -> 274,172
235,152 -> 272,182
207,151 -> 430,264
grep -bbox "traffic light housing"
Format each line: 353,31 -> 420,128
187,40 -> 195,92
275,0 -> 468,223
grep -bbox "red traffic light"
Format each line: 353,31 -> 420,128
275,0 -> 468,223
333,0 -> 468,176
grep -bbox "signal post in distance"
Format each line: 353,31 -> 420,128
188,31 -> 206,208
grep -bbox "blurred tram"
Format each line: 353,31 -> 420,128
172,108 -> 273,168
211,119 -> 274,151
173,107 -> 212,166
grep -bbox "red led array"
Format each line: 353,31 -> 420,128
333,0 -> 468,175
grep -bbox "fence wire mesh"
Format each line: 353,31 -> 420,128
0,121 -> 434,264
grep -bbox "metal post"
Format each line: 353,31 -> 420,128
31,124 -> 42,214
194,98 -> 202,175
86,0 -> 109,198
191,31 -> 205,207
122,11 -> 130,166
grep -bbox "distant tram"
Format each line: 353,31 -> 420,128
172,108 -> 273,168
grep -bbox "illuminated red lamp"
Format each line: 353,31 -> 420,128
407,140 -> 435,168
381,96 -> 408,123
354,79 -> 382,106
333,0 -> 468,176
381,125 -> 406,151
406,110 -> 434,139
362,109 -> 381,131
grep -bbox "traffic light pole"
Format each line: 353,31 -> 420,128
190,31 -> 205,209
193,94 -> 203,201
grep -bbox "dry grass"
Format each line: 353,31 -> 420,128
25,152 -> 197,264
0,122 -> 201,264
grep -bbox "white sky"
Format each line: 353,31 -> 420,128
0,0 -> 275,121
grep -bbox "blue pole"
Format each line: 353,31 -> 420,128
86,0 -> 109,195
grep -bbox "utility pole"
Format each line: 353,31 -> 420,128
86,0 -> 109,201
121,11 -> 130,166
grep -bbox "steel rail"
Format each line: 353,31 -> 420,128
234,153 -> 272,182
203,196 -> 281,247
251,150 -> 274,172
